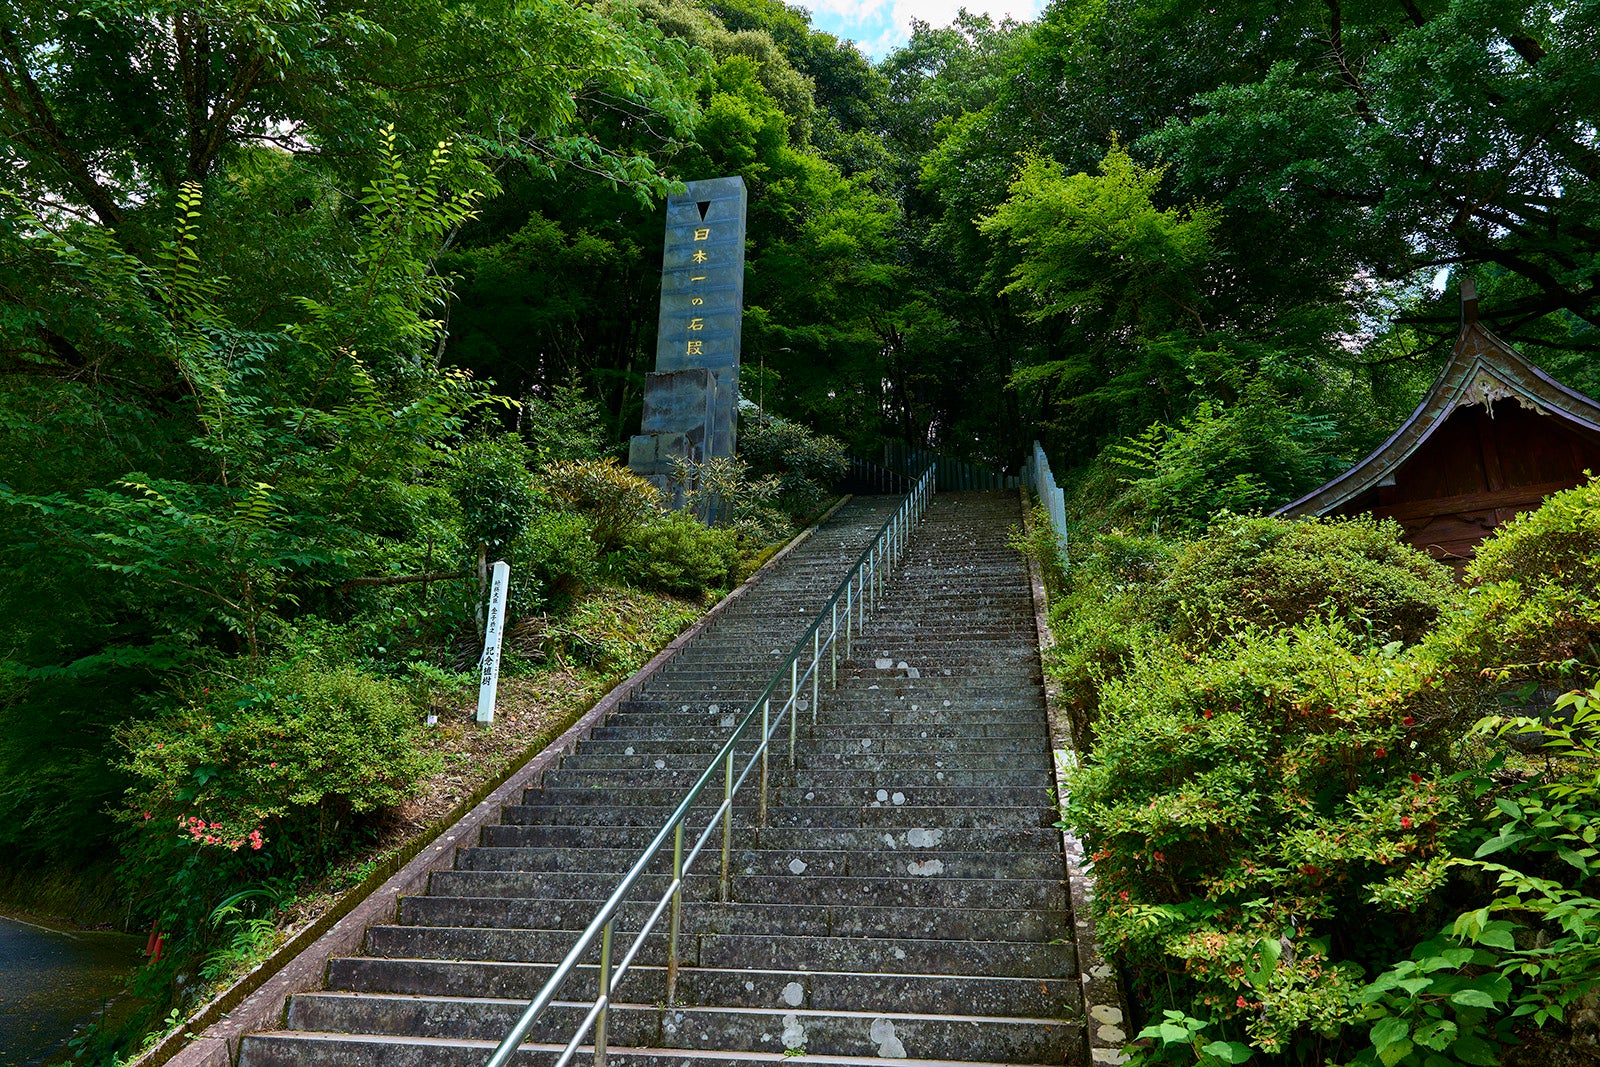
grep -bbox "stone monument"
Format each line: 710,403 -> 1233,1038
628,176 -> 747,502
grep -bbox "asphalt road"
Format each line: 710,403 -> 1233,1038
0,915 -> 142,1067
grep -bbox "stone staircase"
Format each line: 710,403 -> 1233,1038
238,490 -> 1081,1067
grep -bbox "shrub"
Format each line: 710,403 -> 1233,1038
620,512 -> 742,599
524,379 -> 609,464
738,416 -> 848,520
1068,619 -> 1473,1057
1162,514 -> 1457,650
672,454 -> 790,543
118,652 -> 438,853
1428,475 -> 1600,688
1045,531 -> 1172,745
450,433 -> 539,556
512,509 -> 599,610
541,457 -> 662,552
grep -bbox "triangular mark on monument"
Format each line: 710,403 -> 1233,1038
697,201 -> 711,221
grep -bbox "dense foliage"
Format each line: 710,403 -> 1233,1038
1050,480 -> 1600,1067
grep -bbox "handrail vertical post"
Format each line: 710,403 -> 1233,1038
789,657 -> 799,767
845,580 -> 853,660
666,822 -> 684,1005
759,700 -> 770,828
593,919 -> 614,1067
720,749 -> 734,902
830,601 -> 838,687
811,629 -> 820,727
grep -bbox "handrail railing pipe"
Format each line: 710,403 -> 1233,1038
482,464 -> 935,1067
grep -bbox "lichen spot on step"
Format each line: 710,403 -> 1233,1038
906,667 -> 921,678
720,715 -> 736,727
891,791 -> 906,806
654,759 -> 666,770
907,859 -> 944,876
905,828 -> 943,848
789,858 -> 808,875
869,1017 -> 907,1058
875,657 -> 893,669
876,789 -> 889,802
781,981 -> 804,1007
624,747 -> 635,756
781,1013 -> 807,1050
707,704 -> 719,715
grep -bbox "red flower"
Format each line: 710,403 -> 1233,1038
1400,816 -> 1412,829
1153,851 -> 1165,863
1374,747 -> 1387,758
1409,773 -> 1422,784
1202,709 -> 1214,720
1402,716 -> 1414,727
248,829 -> 264,851
1118,890 -> 1130,901
1237,996 -> 1249,1008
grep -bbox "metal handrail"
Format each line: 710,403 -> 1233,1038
484,464 -> 937,1067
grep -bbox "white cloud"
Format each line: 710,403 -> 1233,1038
798,0 -> 1045,56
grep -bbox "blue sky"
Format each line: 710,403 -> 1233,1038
792,0 -> 1046,58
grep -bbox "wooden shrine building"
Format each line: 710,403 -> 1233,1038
1277,287 -> 1600,562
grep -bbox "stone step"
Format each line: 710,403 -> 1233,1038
479,824 -> 1058,854
561,753 -> 1051,776
572,739 -> 1049,760
454,846 -> 1062,880
521,785 -> 1052,810
341,951 -> 1076,1010
241,1028 -> 1072,1067
426,871 -> 1067,911
498,803 -> 1053,830
282,992 -> 1075,1063
538,766 -> 1049,791
398,898 -> 1072,943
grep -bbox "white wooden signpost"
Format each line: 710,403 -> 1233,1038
476,560 -> 511,725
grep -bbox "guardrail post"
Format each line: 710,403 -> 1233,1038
759,699 -> 770,828
789,658 -> 799,767
594,919 -> 614,1067
845,580 -> 853,660
811,629 -> 820,727
830,601 -> 838,687
720,749 -> 734,903
666,823 -> 684,1006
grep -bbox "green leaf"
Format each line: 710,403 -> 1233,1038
1371,1016 -> 1410,1051
1449,990 -> 1497,1010
1201,1041 -> 1254,1064
1378,1039 -> 1414,1067
1451,1035 -> 1498,1067
1413,1020 -> 1457,1051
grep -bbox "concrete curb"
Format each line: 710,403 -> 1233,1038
148,495 -> 856,1067
1019,488 -> 1131,1067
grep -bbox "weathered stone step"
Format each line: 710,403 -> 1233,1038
563,751 -> 1051,773
523,784 -> 1051,810
241,1028 -> 1072,1067
398,898 -> 1071,943
479,824 -> 1057,854
346,943 -> 1076,1002
499,802 -> 1053,830
455,846 -> 1061,880
282,992 -> 1074,1062
572,740 -> 1049,763
427,870 -> 1066,911
590,722 -> 1046,743
539,766 -> 1048,791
